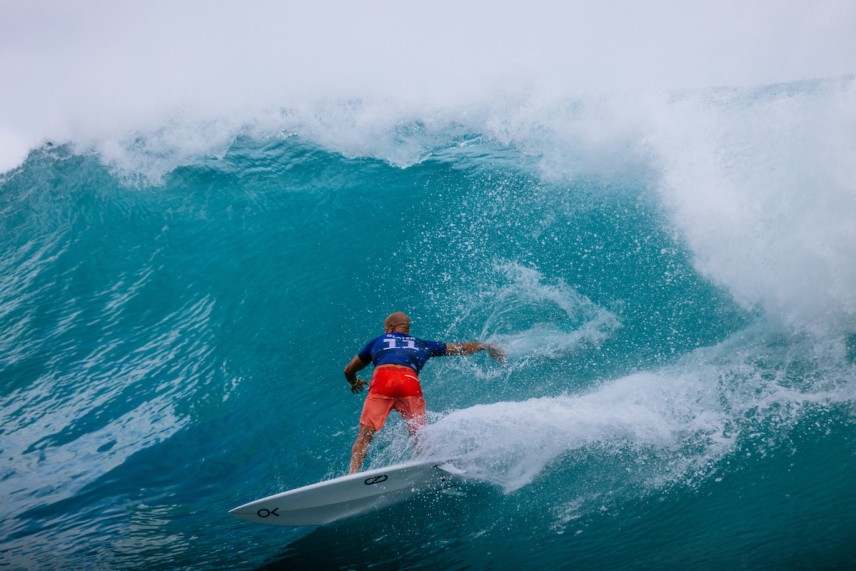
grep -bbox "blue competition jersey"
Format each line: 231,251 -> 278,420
357,332 -> 447,373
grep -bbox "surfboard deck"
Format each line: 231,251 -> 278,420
229,459 -> 463,526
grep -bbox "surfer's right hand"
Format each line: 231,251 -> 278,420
349,378 -> 368,393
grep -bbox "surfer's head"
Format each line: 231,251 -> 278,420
384,312 -> 411,334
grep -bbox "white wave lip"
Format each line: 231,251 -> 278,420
3,1 -> 855,173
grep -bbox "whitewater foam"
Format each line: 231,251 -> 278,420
650,79 -> 856,334
416,319 -> 855,495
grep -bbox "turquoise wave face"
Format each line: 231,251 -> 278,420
1,127 -> 854,570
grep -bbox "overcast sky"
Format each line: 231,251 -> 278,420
1,0 -> 855,171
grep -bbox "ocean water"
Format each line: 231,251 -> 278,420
2,78 -> 856,570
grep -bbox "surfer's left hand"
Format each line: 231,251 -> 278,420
486,344 -> 507,365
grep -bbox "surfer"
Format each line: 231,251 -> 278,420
343,311 -> 506,473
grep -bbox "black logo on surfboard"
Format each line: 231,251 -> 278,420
257,507 -> 280,518
364,475 -> 388,485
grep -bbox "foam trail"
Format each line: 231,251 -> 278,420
420,321 -> 856,494
421,369 -> 726,493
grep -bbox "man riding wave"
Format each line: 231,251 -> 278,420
343,311 -> 506,473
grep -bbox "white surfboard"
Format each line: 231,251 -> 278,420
229,459 -> 464,526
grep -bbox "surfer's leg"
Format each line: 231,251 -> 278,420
349,423 -> 377,473
395,396 -> 427,453
351,394 -> 393,473
397,397 -> 426,435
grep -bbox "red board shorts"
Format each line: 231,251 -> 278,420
359,365 -> 426,434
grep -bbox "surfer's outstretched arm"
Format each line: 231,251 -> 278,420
446,342 -> 506,364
